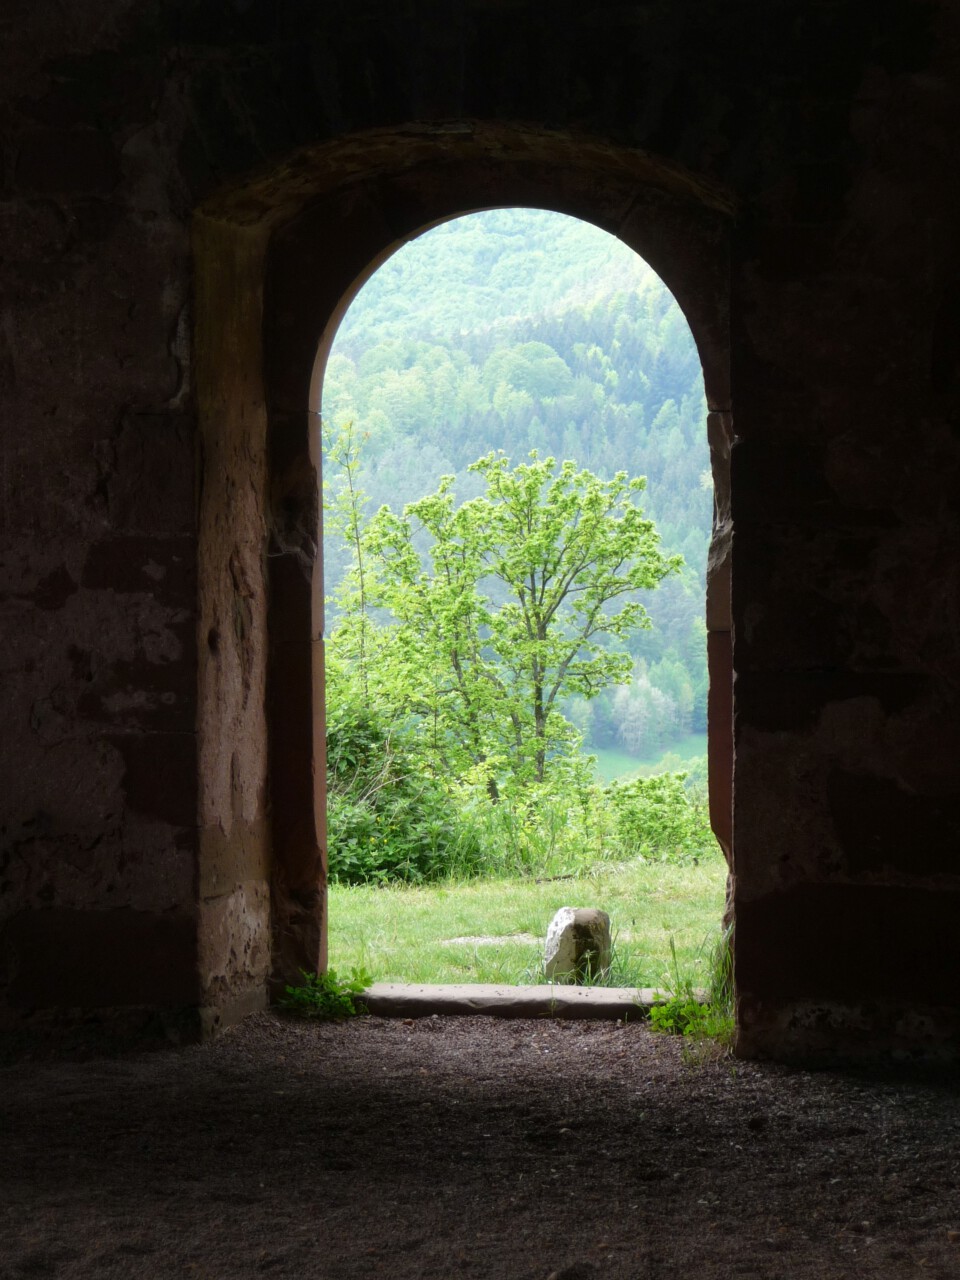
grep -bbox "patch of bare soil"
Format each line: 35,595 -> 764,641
2,1012 -> 959,1279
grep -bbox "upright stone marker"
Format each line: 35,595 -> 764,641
544,908 -> 612,983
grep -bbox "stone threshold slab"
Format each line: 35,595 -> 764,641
361,982 -> 685,1021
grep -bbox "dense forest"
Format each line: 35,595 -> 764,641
321,208 -> 712,762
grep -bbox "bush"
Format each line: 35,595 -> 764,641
603,770 -> 714,864
326,705 -> 485,883
327,701 -> 720,882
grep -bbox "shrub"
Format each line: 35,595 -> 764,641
603,770 -> 714,864
326,705 -> 485,883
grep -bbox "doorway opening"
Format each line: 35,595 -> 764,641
316,207 -> 724,993
194,123 -> 733,1022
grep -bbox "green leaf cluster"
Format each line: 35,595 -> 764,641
649,994 -> 711,1036
278,968 -> 372,1019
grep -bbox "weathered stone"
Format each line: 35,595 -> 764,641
2,0 -> 960,1064
361,983 -> 654,1020
544,908 -> 612,984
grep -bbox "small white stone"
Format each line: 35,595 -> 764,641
544,907 -> 612,983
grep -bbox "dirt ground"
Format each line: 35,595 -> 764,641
2,1011 -> 960,1279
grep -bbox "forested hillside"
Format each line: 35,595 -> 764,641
321,209 -> 712,760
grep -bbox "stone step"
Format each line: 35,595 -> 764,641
361,982 -> 705,1021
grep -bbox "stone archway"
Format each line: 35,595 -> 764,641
193,122 -> 733,1029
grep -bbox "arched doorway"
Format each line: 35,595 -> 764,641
193,122 -> 733,1023
318,206 -> 721,984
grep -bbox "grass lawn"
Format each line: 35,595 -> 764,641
329,848 -> 727,989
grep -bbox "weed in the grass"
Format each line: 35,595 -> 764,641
707,923 -> 734,1014
278,967 -> 372,1019
648,933 -> 734,1050
648,994 -> 705,1034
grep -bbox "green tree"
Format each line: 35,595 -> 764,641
356,450 -> 682,795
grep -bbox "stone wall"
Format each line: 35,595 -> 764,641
1,0 -> 958,1058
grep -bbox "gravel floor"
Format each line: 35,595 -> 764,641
2,1011 -> 960,1278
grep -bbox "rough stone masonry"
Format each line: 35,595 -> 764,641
1,0 -> 959,1062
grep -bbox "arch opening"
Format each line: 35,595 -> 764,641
193,123 -> 733,1027
315,206 -> 725,987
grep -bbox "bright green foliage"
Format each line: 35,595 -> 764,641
323,431 -> 711,885
325,703 -> 484,884
319,209 -> 719,889
278,967 -> 372,1019
604,771 -> 714,864
648,934 -> 734,1047
326,725 -> 715,887
648,994 -> 710,1035
649,994 -> 734,1045
322,209 -> 712,760
482,342 -> 574,399
354,451 -> 681,794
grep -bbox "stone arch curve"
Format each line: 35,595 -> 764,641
193,122 -> 734,1022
